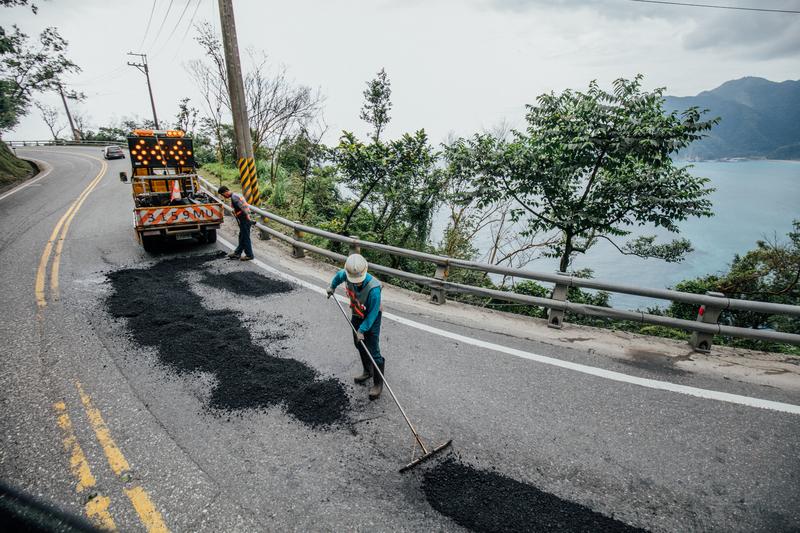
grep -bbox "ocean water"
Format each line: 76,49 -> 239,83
431,160 -> 800,310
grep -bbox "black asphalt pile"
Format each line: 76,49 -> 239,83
201,270 -> 295,297
105,253 -> 349,427
422,458 -> 645,533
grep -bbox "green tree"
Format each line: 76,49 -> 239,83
467,76 -> 717,272
360,67 -> 391,143
369,130 -> 445,252
174,97 -> 199,134
0,24 -> 79,133
335,69 -> 394,235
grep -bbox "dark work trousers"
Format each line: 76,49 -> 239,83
351,312 -> 383,366
235,217 -> 254,258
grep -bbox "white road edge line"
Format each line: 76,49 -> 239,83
0,157 -> 53,202
218,236 -> 800,415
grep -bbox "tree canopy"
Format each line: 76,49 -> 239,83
457,76 -> 718,271
0,1 -> 79,133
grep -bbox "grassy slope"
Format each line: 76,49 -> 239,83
0,141 -> 34,188
197,162 -> 242,195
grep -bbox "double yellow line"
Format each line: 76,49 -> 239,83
35,155 -> 108,308
54,384 -> 168,532
35,153 -> 168,530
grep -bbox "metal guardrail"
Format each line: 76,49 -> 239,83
6,139 -> 123,147
197,175 -> 800,350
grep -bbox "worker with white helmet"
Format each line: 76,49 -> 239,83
327,254 -> 385,400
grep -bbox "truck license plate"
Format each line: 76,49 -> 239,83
175,234 -> 193,241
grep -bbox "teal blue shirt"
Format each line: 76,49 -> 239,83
330,270 -> 381,333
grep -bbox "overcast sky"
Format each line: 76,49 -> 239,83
6,0 -> 800,143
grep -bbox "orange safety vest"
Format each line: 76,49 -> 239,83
346,277 -> 382,319
231,193 -> 249,218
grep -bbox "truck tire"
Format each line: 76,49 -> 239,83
203,229 -> 217,243
142,235 -> 160,253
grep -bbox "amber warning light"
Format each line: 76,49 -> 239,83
126,135 -> 194,169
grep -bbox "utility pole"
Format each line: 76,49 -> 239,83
126,52 -> 160,129
57,83 -> 79,141
217,0 -> 260,205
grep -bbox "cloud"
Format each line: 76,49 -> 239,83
480,0 -> 800,58
682,11 -> 800,59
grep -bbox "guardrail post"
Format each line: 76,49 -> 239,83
257,215 -> 270,240
349,236 -> 360,255
547,272 -> 571,329
689,291 -> 725,353
291,222 -> 305,258
430,263 -> 448,305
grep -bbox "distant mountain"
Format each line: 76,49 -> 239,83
663,77 -> 800,161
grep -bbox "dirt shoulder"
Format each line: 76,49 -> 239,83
218,219 -> 800,394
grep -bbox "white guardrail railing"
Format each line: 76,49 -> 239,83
206,176 -> 800,352
6,139 -> 122,147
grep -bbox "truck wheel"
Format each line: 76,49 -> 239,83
203,229 -> 217,243
142,235 -> 160,252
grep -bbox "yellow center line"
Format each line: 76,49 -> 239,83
35,154 -> 107,308
124,487 -> 170,533
35,206 -> 76,308
50,158 -> 108,298
76,382 -> 170,533
76,382 -> 130,475
53,401 -> 118,531
86,495 -> 117,531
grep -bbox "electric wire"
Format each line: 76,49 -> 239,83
629,0 -> 800,14
158,0 -> 196,51
170,0 -> 205,61
70,2 -> 159,88
138,0 -> 158,50
149,0 -> 175,49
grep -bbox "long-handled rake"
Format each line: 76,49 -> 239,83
331,295 -> 452,473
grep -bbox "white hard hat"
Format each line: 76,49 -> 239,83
344,254 -> 368,283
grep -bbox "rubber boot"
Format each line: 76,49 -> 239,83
369,361 -> 384,401
354,351 -> 372,384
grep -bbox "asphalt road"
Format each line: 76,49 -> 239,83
1,146 -> 798,532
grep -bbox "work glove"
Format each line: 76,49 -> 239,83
355,331 -> 365,342
326,286 -> 334,299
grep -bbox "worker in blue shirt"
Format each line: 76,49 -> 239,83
327,254 -> 385,400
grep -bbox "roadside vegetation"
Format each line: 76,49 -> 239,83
0,0 -> 80,185
186,55 -> 798,355
6,9 -> 795,355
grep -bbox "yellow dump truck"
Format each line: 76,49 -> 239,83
121,129 -> 223,252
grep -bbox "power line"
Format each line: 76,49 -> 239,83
154,0 -> 198,58
629,0 -> 800,13
149,0 -> 175,47
160,0 -> 195,50
170,0 -> 205,61
138,0 -> 158,50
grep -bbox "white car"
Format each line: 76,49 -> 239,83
102,145 -> 125,160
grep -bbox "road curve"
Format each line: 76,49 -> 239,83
1,146 -> 798,532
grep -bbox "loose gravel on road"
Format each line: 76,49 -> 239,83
422,458 -> 646,533
105,253 -> 349,427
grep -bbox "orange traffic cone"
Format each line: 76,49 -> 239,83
170,179 -> 182,201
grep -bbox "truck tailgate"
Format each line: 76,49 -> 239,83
135,203 -> 223,228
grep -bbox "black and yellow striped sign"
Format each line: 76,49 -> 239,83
237,157 -> 260,205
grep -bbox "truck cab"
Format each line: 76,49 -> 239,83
123,129 -> 223,252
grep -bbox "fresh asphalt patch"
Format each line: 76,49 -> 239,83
105,252 -> 349,427
422,457 -> 646,532
200,270 -> 295,297
104,252 -> 647,531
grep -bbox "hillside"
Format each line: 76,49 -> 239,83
0,141 -> 34,189
664,77 -> 800,161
